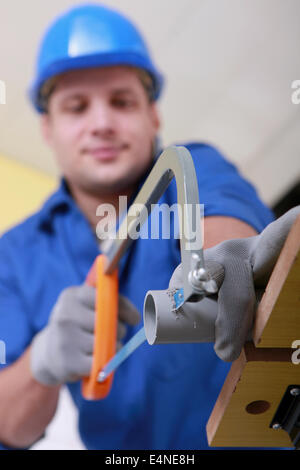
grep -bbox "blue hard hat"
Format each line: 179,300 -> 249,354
29,3 -> 164,112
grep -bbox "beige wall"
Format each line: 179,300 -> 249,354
1,0 -> 299,208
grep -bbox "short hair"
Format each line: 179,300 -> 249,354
40,66 -> 155,113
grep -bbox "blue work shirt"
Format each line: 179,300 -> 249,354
0,143 -> 274,450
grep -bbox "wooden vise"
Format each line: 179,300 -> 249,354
206,214 -> 300,449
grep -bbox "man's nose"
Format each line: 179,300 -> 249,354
86,101 -> 116,136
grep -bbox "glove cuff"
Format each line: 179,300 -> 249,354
30,329 -> 61,386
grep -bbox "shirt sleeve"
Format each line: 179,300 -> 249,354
0,236 -> 33,450
187,143 -> 275,232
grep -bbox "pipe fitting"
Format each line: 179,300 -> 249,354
143,289 -> 217,345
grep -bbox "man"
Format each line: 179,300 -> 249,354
0,4 -> 277,450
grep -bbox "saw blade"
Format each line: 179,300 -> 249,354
97,327 -> 146,382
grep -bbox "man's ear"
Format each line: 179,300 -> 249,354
149,102 -> 161,134
40,113 -> 53,147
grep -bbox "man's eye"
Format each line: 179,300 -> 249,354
64,102 -> 86,113
112,98 -> 135,108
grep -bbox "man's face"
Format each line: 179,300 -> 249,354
41,66 -> 160,196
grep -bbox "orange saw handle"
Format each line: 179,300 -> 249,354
82,254 -> 118,400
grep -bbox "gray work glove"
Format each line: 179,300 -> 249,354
169,205 -> 300,362
30,285 -> 140,386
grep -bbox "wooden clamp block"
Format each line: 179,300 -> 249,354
206,214 -> 300,448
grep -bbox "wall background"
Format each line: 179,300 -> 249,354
0,155 -> 55,233
0,0 -> 299,449
1,0 -> 300,218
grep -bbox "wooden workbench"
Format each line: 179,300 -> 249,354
206,214 -> 300,448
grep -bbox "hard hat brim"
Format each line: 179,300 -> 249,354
29,51 -> 164,113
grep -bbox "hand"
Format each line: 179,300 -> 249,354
30,285 -> 140,386
169,206 -> 300,362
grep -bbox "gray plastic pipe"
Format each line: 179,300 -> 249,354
143,290 -> 220,344
144,259 -> 225,345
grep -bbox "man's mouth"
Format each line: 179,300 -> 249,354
83,145 -> 126,161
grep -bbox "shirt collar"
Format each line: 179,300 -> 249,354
127,146 -> 162,206
37,178 -> 74,230
37,147 -> 163,231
